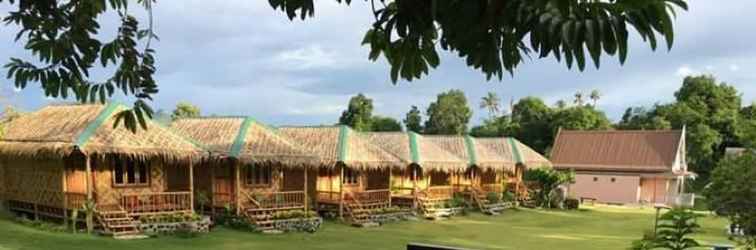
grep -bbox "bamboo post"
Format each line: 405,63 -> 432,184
84,154 -> 93,234
62,166 -> 68,225
189,160 -> 195,213
210,162 -> 215,215
412,167 -> 418,210
235,161 -> 241,215
387,168 -> 392,207
339,165 -> 344,221
304,166 -> 309,212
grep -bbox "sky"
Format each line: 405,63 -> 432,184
1,1 -> 755,126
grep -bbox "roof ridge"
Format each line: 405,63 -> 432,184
74,102 -> 121,148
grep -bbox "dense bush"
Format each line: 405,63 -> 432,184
564,198 -> 579,210
703,151 -> 756,248
502,191 -> 515,202
446,194 -> 468,208
486,192 -> 501,204
523,168 -> 575,209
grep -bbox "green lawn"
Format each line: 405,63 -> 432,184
0,206 -> 734,250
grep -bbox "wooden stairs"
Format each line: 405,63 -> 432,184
417,197 -> 454,219
469,189 -> 508,215
343,195 -> 388,227
96,205 -> 148,240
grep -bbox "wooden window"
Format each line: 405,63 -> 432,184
246,165 -> 272,186
113,157 -> 150,187
343,167 -> 358,185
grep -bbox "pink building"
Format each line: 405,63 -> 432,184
551,128 -> 695,206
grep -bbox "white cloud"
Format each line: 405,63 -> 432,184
729,64 -> 740,71
287,104 -> 344,115
676,65 -> 697,77
274,45 -> 342,70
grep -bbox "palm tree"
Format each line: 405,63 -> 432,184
589,89 -> 601,106
574,91 -> 584,106
480,92 -> 501,120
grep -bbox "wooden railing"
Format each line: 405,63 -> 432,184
422,186 -> 455,200
120,192 -> 192,215
479,184 -> 503,194
350,189 -> 390,204
316,191 -> 341,203
245,191 -> 305,209
63,192 -> 87,210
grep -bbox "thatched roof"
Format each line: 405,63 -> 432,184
475,137 -> 552,168
277,126 -> 405,169
0,103 -> 202,162
364,132 -> 468,171
171,117 -> 319,167
423,135 -> 516,171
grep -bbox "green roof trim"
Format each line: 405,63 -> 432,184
464,135 -> 478,165
508,137 -> 523,164
74,102 -> 120,148
229,117 -> 255,157
337,125 -> 350,162
408,132 -> 421,164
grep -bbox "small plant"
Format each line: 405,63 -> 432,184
486,192 -> 501,204
629,209 -> 701,250
447,193 -> 467,208
195,191 -> 210,213
502,191 -> 515,202
564,197 -> 580,210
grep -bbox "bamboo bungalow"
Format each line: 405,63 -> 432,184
171,117 -> 320,230
0,103 -> 202,237
364,132 -> 469,216
475,137 -> 553,200
277,126 -> 406,224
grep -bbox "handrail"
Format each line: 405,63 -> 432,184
241,190 -> 262,208
120,191 -> 192,215
244,190 -> 305,209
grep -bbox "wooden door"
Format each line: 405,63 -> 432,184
213,166 -> 234,206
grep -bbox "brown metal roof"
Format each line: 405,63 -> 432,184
550,129 -> 683,172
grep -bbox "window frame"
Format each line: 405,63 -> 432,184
342,167 -> 359,186
245,164 -> 273,187
112,157 -> 151,188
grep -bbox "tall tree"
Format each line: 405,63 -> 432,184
480,92 -> 501,120
573,91 -> 585,106
589,89 -> 601,106
171,102 -> 201,121
403,105 -> 424,133
3,1 -> 688,130
424,89 -> 472,135
339,93 -> 374,131
704,152 -> 756,249
371,116 -> 402,132
510,97 -> 553,153
555,100 -> 567,109
551,106 -> 612,131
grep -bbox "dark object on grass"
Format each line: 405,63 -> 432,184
407,242 -> 472,250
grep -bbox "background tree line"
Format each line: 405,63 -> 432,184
336,74 -> 755,189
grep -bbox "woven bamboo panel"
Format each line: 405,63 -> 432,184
93,158 -> 166,206
2,158 -> 64,207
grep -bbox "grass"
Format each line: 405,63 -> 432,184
0,205 -> 734,250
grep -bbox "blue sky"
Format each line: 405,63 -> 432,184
1,1 -> 755,126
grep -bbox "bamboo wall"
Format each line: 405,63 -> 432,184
91,157 -> 167,206
0,158 -> 64,207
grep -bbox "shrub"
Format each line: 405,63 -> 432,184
486,192 -> 501,204
447,193 -> 468,208
564,197 -> 579,210
502,191 -> 515,202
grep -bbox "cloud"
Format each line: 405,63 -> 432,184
676,66 -> 697,77
729,64 -> 740,72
